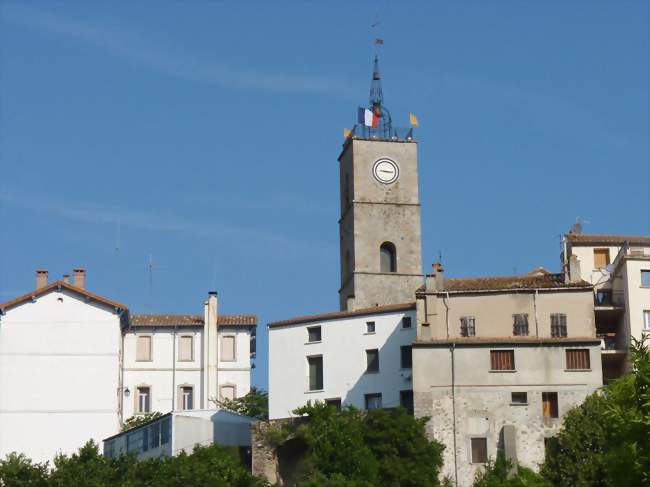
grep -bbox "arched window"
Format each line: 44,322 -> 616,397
380,242 -> 397,273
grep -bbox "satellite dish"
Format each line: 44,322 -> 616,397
603,264 -> 615,275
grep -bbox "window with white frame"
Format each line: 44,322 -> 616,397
180,386 -> 193,410
221,335 -> 236,362
179,336 -> 193,361
136,335 -> 152,362
137,386 -> 151,413
640,270 -> 650,287
643,310 -> 650,331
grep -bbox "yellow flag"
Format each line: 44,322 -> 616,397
343,128 -> 352,138
409,113 -> 419,127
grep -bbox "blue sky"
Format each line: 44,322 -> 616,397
1,1 -> 648,389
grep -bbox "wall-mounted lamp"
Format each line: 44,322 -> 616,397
124,387 -> 130,397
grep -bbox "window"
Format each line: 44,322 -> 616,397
136,335 -> 152,362
127,429 -> 144,454
644,311 -> 650,330
513,314 -> 529,336
542,392 -> 559,418
593,249 -> 610,269
566,349 -> 590,370
179,336 -> 193,361
551,314 -> 567,337
161,417 -> 171,445
137,386 -> 151,413
471,438 -> 488,463
366,321 -> 376,333
460,316 -> 476,337
366,349 -> 379,373
364,393 -> 382,410
490,350 -> 515,371
220,385 -> 236,401
307,326 -> 322,343
400,346 -> 412,369
380,242 -> 397,273
325,398 -> 342,410
150,421 -> 160,449
642,270 -> 650,287
180,386 -> 193,410
511,392 -> 528,404
221,335 -> 236,362
400,390 -> 414,414
308,356 -> 323,391
401,316 -> 412,329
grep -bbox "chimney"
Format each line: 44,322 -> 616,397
433,262 -> 445,291
35,269 -> 48,289
204,291 -> 219,408
568,255 -> 582,284
73,268 -> 86,289
62,274 -> 70,284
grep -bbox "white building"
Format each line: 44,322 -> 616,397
268,303 -> 416,420
123,296 -> 257,419
0,270 -> 256,463
0,269 -> 127,463
562,233 -> 650,380
103,409 -> 254,460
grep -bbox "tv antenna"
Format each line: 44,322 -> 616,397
570,217 -> 589,235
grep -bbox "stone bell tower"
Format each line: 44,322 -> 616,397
338,55 -> 423,311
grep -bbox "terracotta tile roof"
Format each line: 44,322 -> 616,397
268,302 -> 415,328
129,314 -> 257,327
417,272 -> 591,293
565,233 -> 650,245
0,280 -> 128,313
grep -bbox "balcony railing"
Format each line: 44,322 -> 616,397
595,290 -> 625,307
349,124 -> 415,142
598,333 -> 626,351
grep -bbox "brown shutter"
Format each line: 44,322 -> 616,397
566,349 -> 590,369
490,350 -> 514,370
594,249 -> 610,269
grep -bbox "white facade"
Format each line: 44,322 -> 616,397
268,304 -> 416,420
104,409 -> 254,460
0,272 -> 255,463
0,284 -> 125,463
564,234 -> 650,380
123,323 -> 254,419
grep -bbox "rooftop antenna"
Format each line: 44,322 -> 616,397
570,217 -> 589,235
114,218 -> 121,252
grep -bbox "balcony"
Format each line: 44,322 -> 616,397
594,290 -> 625,310
597,333 -> 627,353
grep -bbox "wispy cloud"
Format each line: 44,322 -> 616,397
1,4 -> 357,98
0,190 -> 334,254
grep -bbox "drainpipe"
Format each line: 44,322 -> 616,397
443,292 -> 458,486
172,324 -> 177,411
118,312 -> 125,427
533,289 -> 539,337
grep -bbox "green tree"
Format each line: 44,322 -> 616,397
0,452 -> 49,487
473,453 -> 550,487
542,335 -> 650,487
121,411 -> 164,432
216,387 -> 269,420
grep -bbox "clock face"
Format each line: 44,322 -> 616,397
372,158 -> 399,184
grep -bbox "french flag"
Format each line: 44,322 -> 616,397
358,107 -> 379,128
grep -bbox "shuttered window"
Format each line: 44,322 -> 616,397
551,314 -> 567,337
460,316 -> 476,337
542,392 -> 559,418
220,385 -> 236,401
308,356 -> 323,391
490,350 -> 515,371
513,314 -> 529,336
471,438 -> 488,463
136,336 -> 152,362
593,249 -> 610,269
221,336 -> 235,362
179,336 -> 193,361
566,349 -> 590,370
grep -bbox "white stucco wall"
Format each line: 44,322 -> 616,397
0,289 -> 122,463
268,309 -> 416,420
122,326 -> 251,419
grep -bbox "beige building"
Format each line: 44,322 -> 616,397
413,266 -> 602,486
562,233 -> 650,381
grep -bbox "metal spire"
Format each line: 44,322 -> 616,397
369,54 -> 383,114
